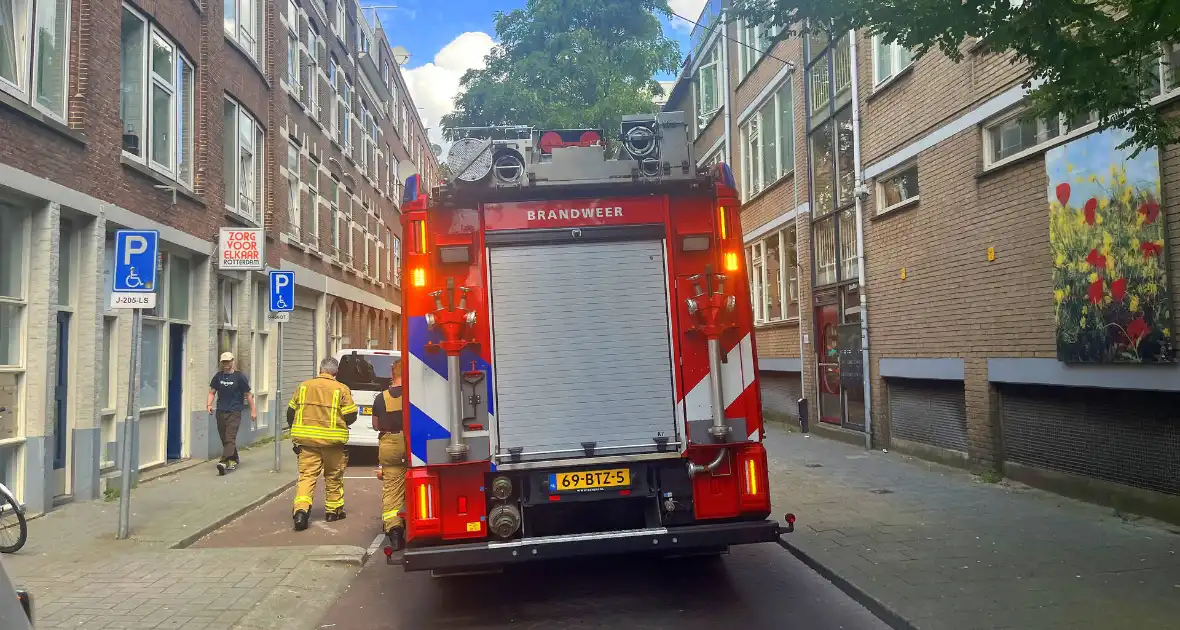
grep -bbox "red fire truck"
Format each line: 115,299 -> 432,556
390,112 -> 792,573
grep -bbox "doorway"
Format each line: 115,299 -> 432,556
166,324 -> 186,460
813,285 -> 867,431
53,311 -> 72,496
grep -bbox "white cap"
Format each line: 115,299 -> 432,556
220,352 -> 235,362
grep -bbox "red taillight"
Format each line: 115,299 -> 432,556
407,468 -> 441,538
786,513 -> 796,525
738,445 -> 770,513
383,545 -> 393,557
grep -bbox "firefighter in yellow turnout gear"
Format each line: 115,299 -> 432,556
286,357 -> 359,531
372,359 -> 408,550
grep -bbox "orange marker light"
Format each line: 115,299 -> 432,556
746,459 -> 758,495
718,206 -> 729,240
411,268 -> 426,287
724,251 -> 740,272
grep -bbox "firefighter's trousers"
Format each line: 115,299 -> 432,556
378,432 -> 407,531
293,444 -> 347,515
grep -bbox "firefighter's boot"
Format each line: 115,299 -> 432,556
293,510 -> 310,531
386,526 -> 405,551
325,509 -> 347,522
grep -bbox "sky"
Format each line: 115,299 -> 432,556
1045,128 -> 1162,206
361,0 -> 708,156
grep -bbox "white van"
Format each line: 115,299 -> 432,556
333,348 -> 401,448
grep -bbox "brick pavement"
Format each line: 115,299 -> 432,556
4,442 -> 367,630
766,426 -> 1180,630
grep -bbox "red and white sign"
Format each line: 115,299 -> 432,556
219,228 -> 264,270
483,197 -> 666,231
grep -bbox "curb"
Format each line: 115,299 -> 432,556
169,479 -> 298,550
306,544 -> 370,566
777,537 -> 918,630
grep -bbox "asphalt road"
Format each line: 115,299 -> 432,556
194,446 -> 387,549
314,544 -> 889,630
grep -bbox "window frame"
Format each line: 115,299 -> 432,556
223,97 -> 265,223
224,0 -> 263,63
251,280 -> 270,416
875,161 -> 920,215
0,0 -> 74,122
745,226 -> 799,325
693,42 -> 721,130
982,106 -> 1098,171
871,35 -> 913,88
739,80 -> 795,201
120,5 -> 195,188
286,140 -> 301,236
737,18 -> 779,78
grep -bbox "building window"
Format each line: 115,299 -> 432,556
287,31 -> 298,89
167,255 -> 190,320
329,303 -> 344,355
332,0 -> 346,40
0,0 -> 71,121
747,227 -> 798,324
223,98 -> 264,223
120,5 -> 195,186
0,206 -> 29,368
286,141 -> 300,236
876,163 -> 919,214
392,234 -> 401,285
330,178 -> 341,255
307,158 -> 320,241
983,109 -> 1098,168
740,81 -> 794,200
101,316 -> 116,411
224,0 -> 262,62
737,19 -> 779,78
813,215 -> 836,286
872,35 -> 913,86
217,277 -> 238,358
339,78 -> 352,151
693,43 -> 721,130
251,281 -> 269,420
140,319 -> 164,408
309,27 -> 321,118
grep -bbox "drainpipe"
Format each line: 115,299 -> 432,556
720,9 -> 733,167
847,31 -> 874,451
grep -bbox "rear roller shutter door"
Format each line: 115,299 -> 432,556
887,379 -> 969,453
489,239 -> 678,461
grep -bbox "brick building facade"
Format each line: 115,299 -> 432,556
0,0 -> 437,515
667,1 -> 1180,519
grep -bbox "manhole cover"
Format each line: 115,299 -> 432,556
804,463 -> 823,468
870,489 -> 893,495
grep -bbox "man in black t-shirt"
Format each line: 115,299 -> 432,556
206,352 -> 256,473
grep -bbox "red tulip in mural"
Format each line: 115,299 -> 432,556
1048,129 -> 1173,363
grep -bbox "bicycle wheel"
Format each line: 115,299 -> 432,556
0,491 -> 27,553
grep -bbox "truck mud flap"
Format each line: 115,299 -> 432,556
401,519 -> 781,572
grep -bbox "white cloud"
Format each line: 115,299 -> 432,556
668,0 -> 709,32
403,31 -> 497,161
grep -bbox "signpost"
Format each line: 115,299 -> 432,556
112,230 -> 159,540
269,270 -> 295,473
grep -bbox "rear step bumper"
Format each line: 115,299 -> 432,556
401,520 -> 781,572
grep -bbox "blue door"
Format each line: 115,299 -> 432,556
166,324 -> 186,460
53,312 -> 70,470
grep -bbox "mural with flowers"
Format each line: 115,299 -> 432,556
1048,128 -> 1173,363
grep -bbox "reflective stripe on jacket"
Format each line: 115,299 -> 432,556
287,373 -> 358,446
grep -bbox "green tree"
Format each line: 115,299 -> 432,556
441,0 -> 683,142
731,0 -> 1180,153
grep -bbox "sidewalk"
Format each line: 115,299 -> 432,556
765,427 -> 1180,630
4,440 -> 367,630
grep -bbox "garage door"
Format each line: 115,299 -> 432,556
887,379 -> 969,452
489,239 -> 678,461
281,307 -> 317,403
761,372 -> 803,422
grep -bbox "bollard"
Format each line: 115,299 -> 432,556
798,398 -> 809,433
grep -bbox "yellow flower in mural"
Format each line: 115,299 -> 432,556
1055,289 -> 1065,303
1087,175 -> 1097,183
1067,164 -> 1074,172
1056,253 -> 1067,266
1099,197 -> 1109,209
1130,295 -> 1140,312
1090,272 -> 1099,283
1101,232 -> 1113,256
